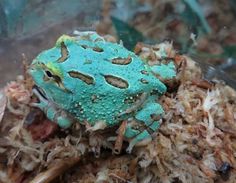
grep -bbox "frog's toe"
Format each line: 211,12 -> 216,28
57,116 -> 72,128
86,121 -> 107,132
126,130 -> 151,153
30,102 -> 44,109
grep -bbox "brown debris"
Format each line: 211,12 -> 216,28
191,79 -> 214,90
29,157 -> 80,183
113,120 -> 127,154
27,118 -> 58,141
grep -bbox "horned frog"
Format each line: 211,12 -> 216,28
29,31 -> 176,152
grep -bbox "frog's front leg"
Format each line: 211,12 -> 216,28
85,120 -> 107,132
125,96 -> 164,153
31,88 -> 73,128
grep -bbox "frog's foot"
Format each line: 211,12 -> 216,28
126,128 -> 152,153
31,88 -> 73,128
85,120 -> 107,132
125,96 -> 164,153
125,120 -> 161,153
150,61 -> 176,80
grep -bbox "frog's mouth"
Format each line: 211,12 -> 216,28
33,85 -> 48,100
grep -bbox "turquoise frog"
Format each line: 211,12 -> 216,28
29,31 -> 176,152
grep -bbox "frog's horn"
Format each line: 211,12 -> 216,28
55,35 -> 76,47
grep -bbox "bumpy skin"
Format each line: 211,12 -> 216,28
29,31 -> 176,152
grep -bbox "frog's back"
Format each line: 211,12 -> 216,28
35,33 -> 166,126
61,35 -> 166,94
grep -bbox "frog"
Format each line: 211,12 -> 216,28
29,31 -> 176,153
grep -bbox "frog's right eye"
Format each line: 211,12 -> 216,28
45,70 -> 53,78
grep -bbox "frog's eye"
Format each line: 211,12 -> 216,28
44,69 -> 72,93
45,70 -> 53,78
44,70 -> 61,83
44,70 -> 60,83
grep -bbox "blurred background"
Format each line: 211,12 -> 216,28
0,0 -> 235,87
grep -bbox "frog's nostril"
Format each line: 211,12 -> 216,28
27,66 -> 35,75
